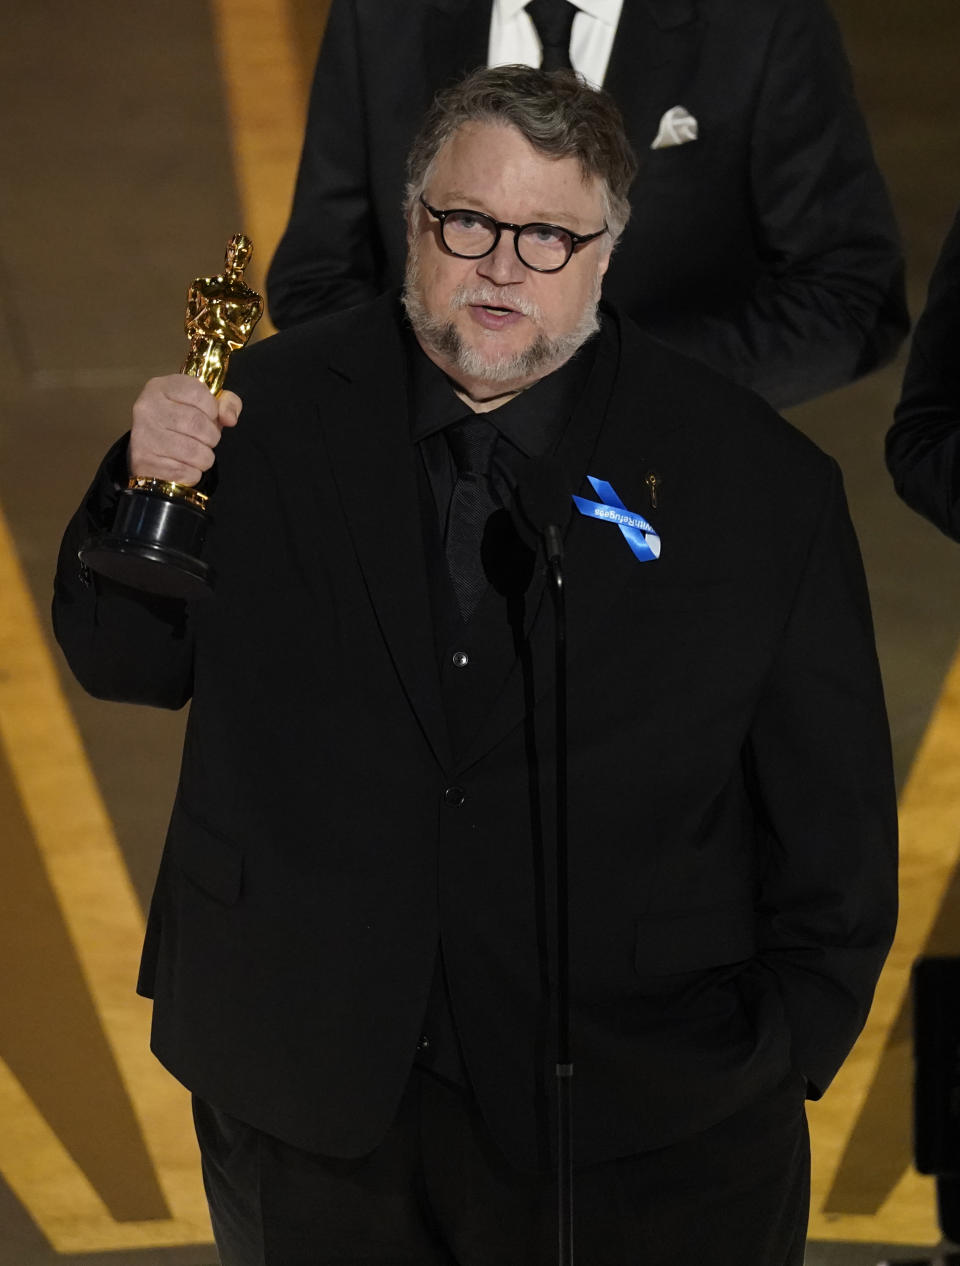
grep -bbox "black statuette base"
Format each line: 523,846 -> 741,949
79,486 -> 214,600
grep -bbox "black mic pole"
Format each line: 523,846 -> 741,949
544,522 -> 573,1266
512,460 -> 575,1266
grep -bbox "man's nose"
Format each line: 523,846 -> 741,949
477,232 -> 526,285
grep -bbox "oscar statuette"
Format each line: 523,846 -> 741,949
79,234 -> 263,599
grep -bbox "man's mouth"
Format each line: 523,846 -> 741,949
469,302 -> 525,330
451,284 -> 541,323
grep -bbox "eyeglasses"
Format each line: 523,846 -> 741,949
419,195 -> 608,273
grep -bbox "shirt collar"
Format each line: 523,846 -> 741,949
407,335 -> 473,442
406,322 -> 599,459
496,0 -> 622,25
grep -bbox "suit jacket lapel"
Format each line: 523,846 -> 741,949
603,0 -> 701,153
299,303 -> 675,778
424,0 -> 494,94
312,302 -> 452,770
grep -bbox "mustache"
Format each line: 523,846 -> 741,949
449,284 -> 542,321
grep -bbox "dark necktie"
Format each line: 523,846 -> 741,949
525,0 -> 577,71
444,419 -> 501,621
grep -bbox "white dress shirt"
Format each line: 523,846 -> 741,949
487,0 -> 623,89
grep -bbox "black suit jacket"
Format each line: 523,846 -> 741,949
886,207 -> 960,539
53,297 -> 897,1170
266,0 -> 908,408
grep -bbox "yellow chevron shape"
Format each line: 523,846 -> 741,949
0,2 -> 304,1249
0,501 -> 212,1252
805,647 -> 960,1245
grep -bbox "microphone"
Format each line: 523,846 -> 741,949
512,457 -> 571,563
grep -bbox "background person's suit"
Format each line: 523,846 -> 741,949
53,296 -> 898,1172
266,0 -> 908,407
887,206 -> 960,539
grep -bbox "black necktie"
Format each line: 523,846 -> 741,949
525,0 -> 577,71
444,419 -> 501,621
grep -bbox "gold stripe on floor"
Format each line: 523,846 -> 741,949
210,0 -> 306,327
0,503 -> 211,1252
806,645 -> 960,1245
0,0 -> 308,1249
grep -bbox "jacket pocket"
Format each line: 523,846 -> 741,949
634,903 -> 755,976
166,802 -> 244,906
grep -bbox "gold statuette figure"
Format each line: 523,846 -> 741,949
80,235 -> 264,599
181,233 -> 264,395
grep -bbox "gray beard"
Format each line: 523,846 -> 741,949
402,251 -> 601,388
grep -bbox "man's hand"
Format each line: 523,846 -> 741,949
128,374 -> 242,485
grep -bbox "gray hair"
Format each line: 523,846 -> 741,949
404,65 -> 637,243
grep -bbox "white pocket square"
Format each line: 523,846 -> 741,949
650,106 -> 699,150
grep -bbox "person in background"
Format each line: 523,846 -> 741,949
886,204 -> 960,1255
267,0 -> 909,408
887,207 -> 960,537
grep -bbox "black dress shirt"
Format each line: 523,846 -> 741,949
406,324 -> 599,532
404,322 -> 599,1088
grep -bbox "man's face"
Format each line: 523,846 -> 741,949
404,121 -> 612,400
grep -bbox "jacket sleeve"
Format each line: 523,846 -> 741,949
51,437 -> 195,710
653,0 -> 908,408
747,459 -> 898,1095
886,207 -> 960,540
266,0 -> 382,328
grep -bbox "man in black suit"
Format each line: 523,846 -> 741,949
55,66 -> 897,1265
886,207 -> 960,538
267,0 -> 908,408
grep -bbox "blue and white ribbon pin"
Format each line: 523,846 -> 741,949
572,477 -> 661,562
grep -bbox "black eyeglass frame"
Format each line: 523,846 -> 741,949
418,195 -> 608,273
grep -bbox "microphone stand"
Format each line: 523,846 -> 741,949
544,524 -> 573,1266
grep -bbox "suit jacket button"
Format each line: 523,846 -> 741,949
417,1034 -> 431,1052
452,650 -> 470,668
443,786 -> 465,807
